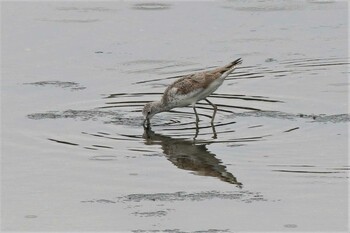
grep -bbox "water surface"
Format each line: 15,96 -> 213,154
1,1 -> 349,232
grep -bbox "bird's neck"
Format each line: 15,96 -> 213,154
153,101 -> 170,113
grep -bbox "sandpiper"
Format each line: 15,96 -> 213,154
142,58 -> 242,127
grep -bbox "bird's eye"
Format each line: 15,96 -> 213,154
147,111 -> 151,115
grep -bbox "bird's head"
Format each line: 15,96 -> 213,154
142,102 -> 162,127
142,102 -> 156,120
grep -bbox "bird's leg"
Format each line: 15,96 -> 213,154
211,123 -> 217,139
194,123 -> 199,140
192,104 -> 200,140
193,105 -> 200,123
204,98 -> 217,124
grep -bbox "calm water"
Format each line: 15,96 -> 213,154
2,1 -> 349,232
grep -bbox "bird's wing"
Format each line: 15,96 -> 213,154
161,74 -> 204,104
165,72 -> 218,95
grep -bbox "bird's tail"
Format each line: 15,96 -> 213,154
222,58 -> 242,73
227,58 -> 243,68
216,58 -> 242,78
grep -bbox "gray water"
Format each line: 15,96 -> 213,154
1,1 -> 349,232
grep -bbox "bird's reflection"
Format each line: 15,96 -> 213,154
143,128 -> 242,187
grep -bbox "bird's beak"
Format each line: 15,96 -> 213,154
143,118 -> 150,129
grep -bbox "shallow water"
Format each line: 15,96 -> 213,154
1,1 -> 349,232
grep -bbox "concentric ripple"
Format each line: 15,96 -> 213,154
28,56 -> 349,142
26,56 -> 349,186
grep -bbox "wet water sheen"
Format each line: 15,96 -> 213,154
2,1 -> 349,232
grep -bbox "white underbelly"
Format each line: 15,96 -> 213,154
196,79 -> 223,100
